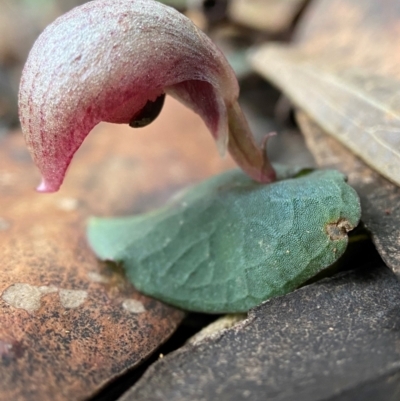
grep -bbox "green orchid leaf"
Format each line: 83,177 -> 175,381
87,166 -> 361,313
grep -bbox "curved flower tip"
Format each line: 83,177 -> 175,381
37,178 -> 51,193
19,0 -> 276,192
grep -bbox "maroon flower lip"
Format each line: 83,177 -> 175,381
19,0 -> 275,193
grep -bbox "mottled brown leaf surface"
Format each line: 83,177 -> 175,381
228,0 -> 307,33
0,97 -> 235,401
297,111 -> 400,279
250,0 -> 400,187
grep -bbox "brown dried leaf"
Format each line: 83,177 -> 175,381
0,98 -> 235,401
297,110 -> 400,279
250,0 -> 400,187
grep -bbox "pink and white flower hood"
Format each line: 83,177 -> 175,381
19,0 -> 275,192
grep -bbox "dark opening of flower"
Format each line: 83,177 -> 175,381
129,93 -> 166,128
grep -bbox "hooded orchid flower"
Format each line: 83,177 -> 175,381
19,0 -> 276,192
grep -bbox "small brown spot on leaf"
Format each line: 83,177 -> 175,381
326,219 -> 353,241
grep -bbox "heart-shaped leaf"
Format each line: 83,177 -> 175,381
88,166 -> 361,313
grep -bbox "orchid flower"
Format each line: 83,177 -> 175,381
19,0 -> 276,192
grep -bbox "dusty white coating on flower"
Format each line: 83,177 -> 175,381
19,0 -> 238,192
19,0 -> 275,192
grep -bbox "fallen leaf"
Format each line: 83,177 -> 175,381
0,97 -> 234,401
297,110 -> 400,280
119,264 -> 400,401
88,166 -> 360,313
249,0 -> 400,187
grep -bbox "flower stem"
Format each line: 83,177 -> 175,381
227,101 -> 276,183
